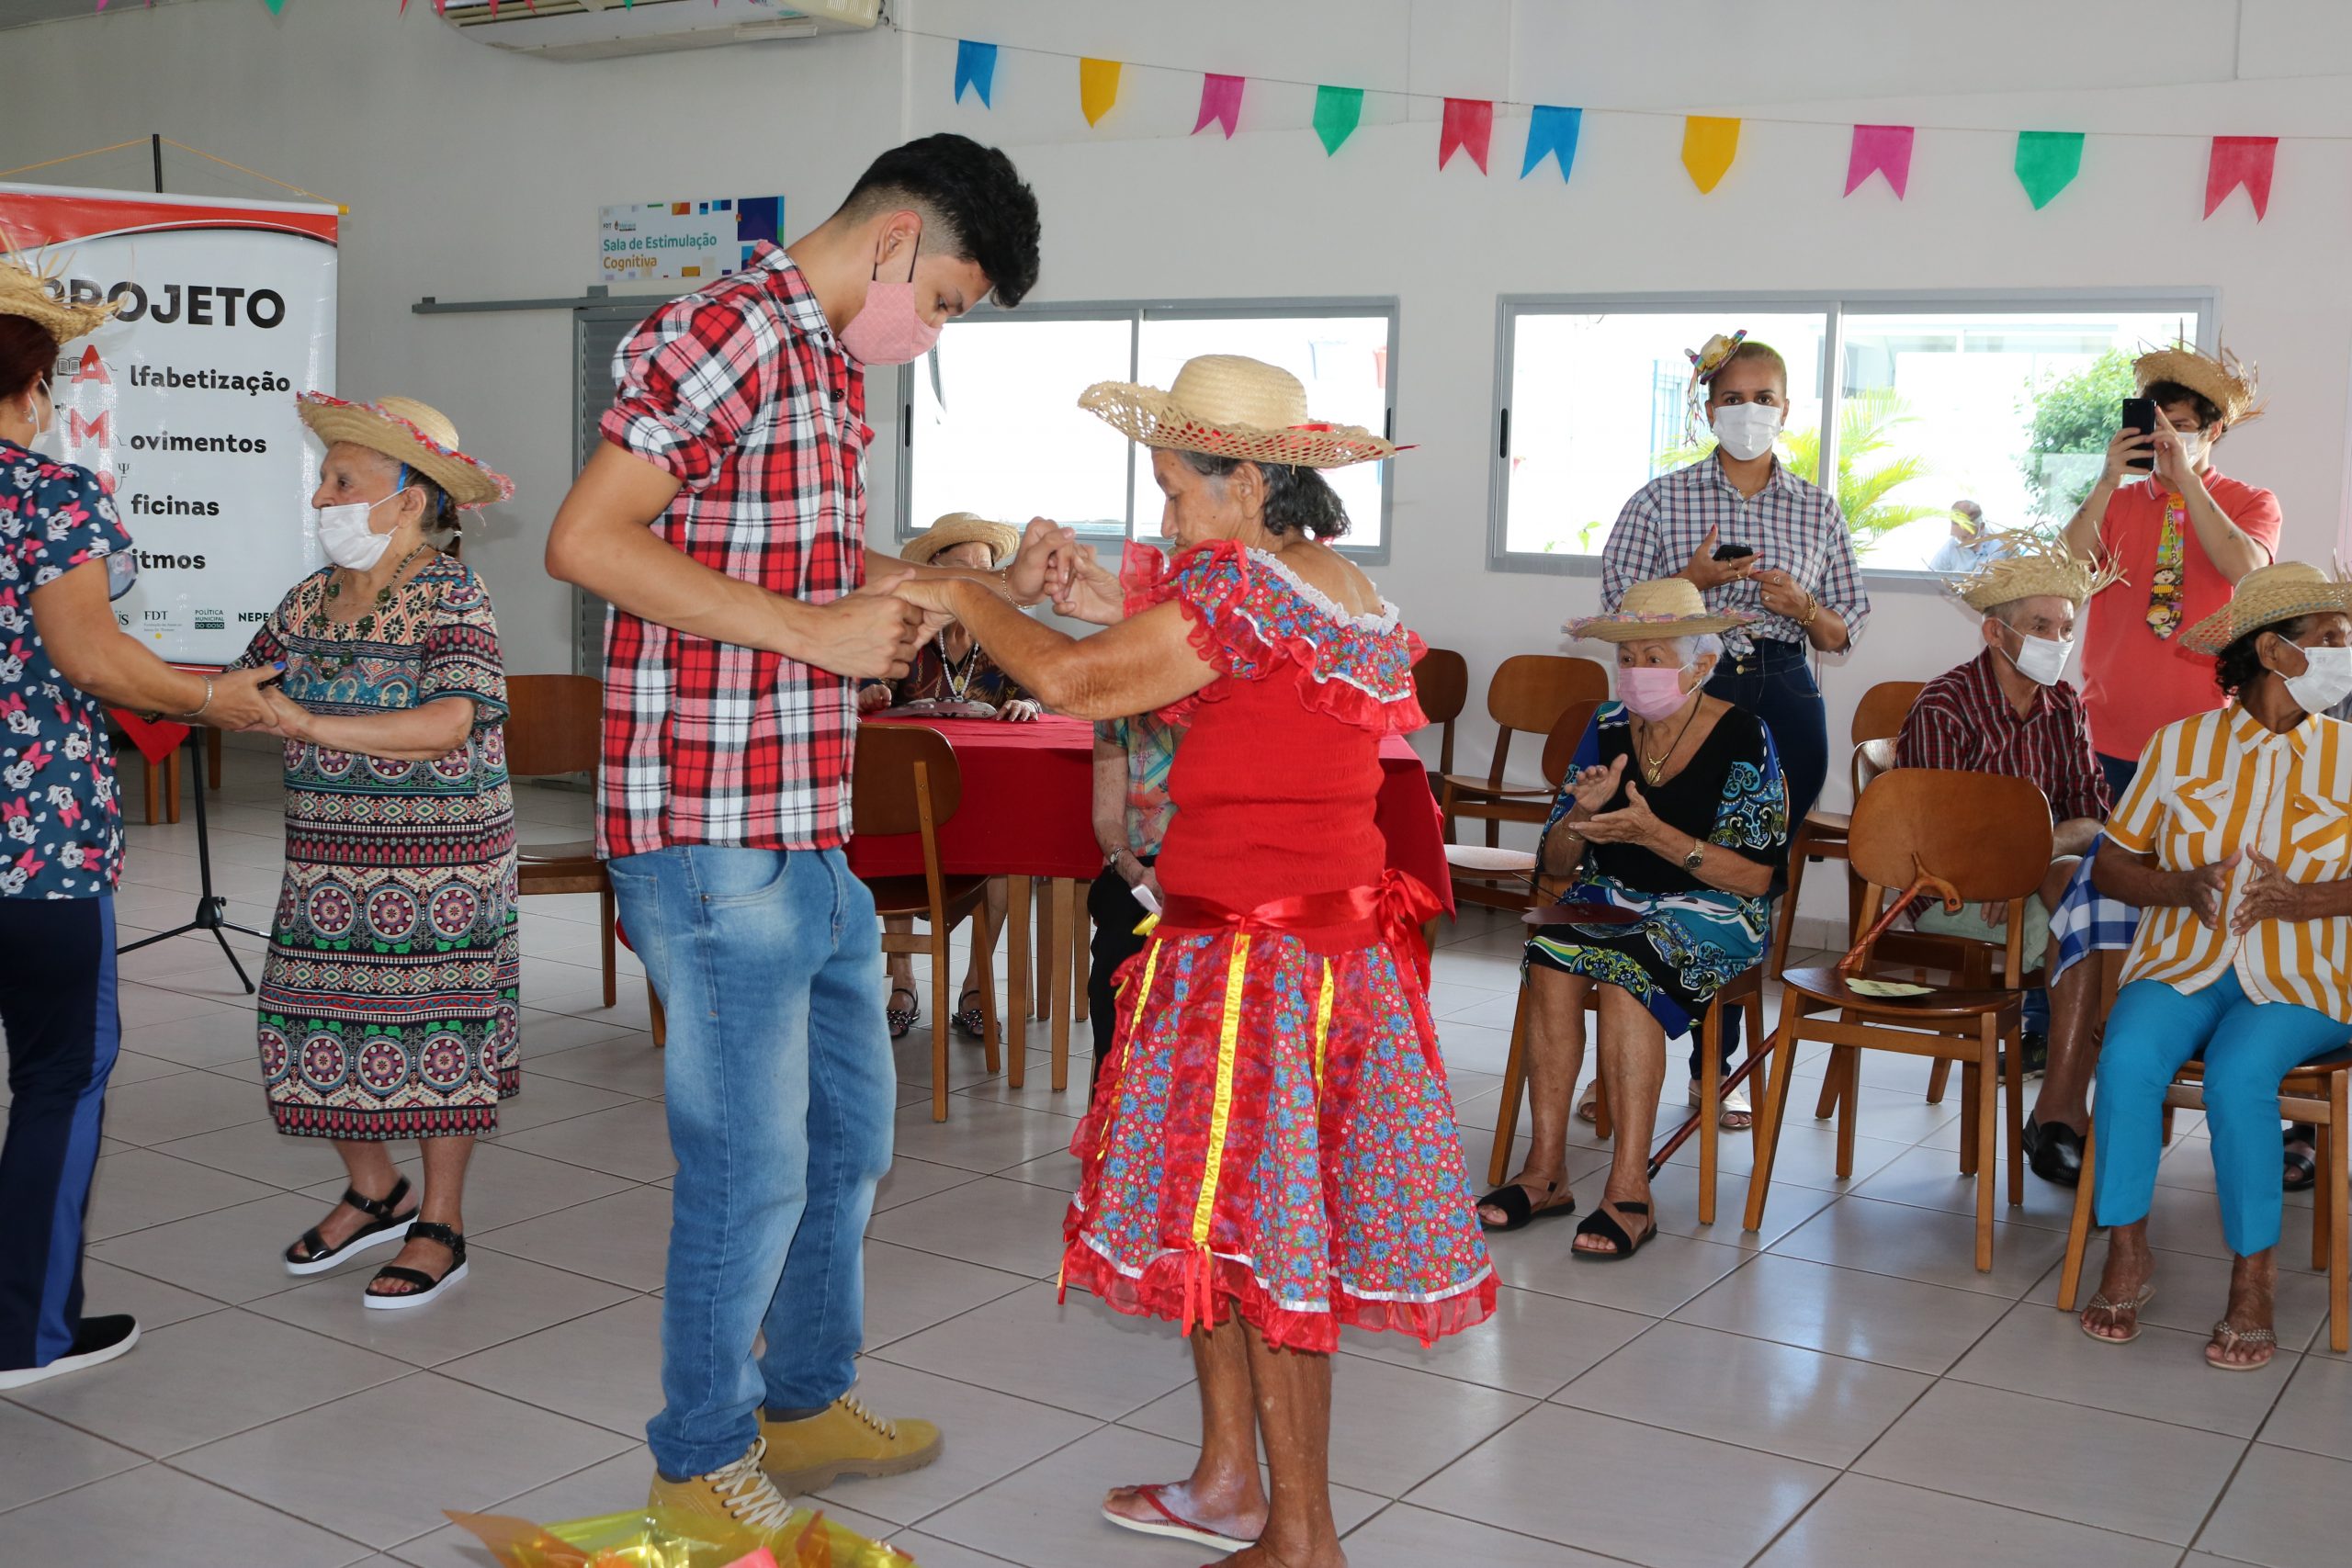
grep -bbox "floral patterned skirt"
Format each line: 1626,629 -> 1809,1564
257,847 -> 521,1140
1524,872 -> 1767,1037
1063,923 -> 1496,1353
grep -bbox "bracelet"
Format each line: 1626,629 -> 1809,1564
997,566 -> 1044,610
1799,594 -> 1821,630
177,674 -> 215,722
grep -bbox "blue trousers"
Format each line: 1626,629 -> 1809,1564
0,897 -> 120,1374
2093,970 -> 2347,1257
606,847 -> 897,1481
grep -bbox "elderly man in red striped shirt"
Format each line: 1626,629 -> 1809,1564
1896,540 -> 2122,1184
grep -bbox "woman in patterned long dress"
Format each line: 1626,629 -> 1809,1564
237,394 -> 517,1309
897,356 -> 1494,1568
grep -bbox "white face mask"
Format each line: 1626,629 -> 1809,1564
1999,624 -> 2075,687
23,385 -> 58,457
316,488 -> 407,571
1710,401 -> 1781,462
2281,643 -> 2352,716
2170,430 -> 2205,470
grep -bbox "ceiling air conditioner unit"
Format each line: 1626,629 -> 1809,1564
439,0 -> 881,62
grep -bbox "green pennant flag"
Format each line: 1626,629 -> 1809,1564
2015,130 -> 2085,210
1314,85 -> 1364,156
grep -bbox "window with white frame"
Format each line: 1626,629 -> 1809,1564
1492,296 -> 2211,573
903,302 -> 1397,555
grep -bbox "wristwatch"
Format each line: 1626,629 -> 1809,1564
1681,837 -> 1708,873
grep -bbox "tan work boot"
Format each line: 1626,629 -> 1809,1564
647,1437 -> 904,1561
759,1394 -> 944,1492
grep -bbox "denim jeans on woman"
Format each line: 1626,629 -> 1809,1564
605,846 -> 896,1483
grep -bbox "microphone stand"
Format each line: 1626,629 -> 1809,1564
119,726 -> 267,992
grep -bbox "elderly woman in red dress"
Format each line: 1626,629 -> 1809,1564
897,355 -> 1493,1568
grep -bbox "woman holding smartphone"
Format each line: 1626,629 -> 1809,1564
1597,332 -> 1868,1127
2062,346 -> 2278,801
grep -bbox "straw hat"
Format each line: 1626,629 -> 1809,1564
901,512 -> 1019,567
1567,578 -> 1759,642
2180,561 -> 2352,656
294,393 -> 512,510
1079,354 -> 1396,469
1950,534 -> 2124,613
0,248 -> 117,345
2132,344 -> 2262,427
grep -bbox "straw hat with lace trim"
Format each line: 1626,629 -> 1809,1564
295,392 -> 512,511
2132,344 -> 2263,428
0,245 -> 118,345
2179,560 -> 2352,657
1079,354 -> 1396,469
900,513 -> 1019,568
1949,534 -> 2125,613
1567,577 -> 1759,643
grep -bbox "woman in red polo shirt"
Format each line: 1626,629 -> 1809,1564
2064,346 -> 2279,797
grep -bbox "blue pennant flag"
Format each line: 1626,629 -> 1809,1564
955,40 -> 999,107
1521,105 -> 1583,181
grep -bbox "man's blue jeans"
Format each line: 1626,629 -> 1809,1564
605,847 -> 896,1482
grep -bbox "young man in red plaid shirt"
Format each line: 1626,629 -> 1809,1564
1896,545 -> 2114,1186
547,135 -> 1045,1547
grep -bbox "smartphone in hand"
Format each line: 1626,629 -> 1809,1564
1712,543 -> 1757,564
2120,397 -> 2157,472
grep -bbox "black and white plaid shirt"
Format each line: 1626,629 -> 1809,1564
1599,458 -> 1871,657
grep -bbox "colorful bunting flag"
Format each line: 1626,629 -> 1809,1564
1314,85 -> 1364,156
1193,73 -> 1244,139
2014,130 -> 2085,209
1079,58 -> 1122,127
1845,124 -> 1914,198
1439,98 -> 1494,174
954,40 -> 997,107
1521,105 -> 1581,181
1682,116 -> 1741,194
2205,135 -> 2278,220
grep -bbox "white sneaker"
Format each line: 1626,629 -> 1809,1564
0,1314 -> 139,1391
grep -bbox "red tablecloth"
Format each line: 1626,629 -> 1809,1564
845,714 -> 1452,907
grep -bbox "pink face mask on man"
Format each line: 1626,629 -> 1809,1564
1617,663 -> 1692,720
839,232 -> 943,367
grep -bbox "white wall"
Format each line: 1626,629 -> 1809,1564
14,0 -> 2352,927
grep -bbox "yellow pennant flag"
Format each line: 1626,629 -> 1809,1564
1080,58 -> 1123,127
1682,116 -> 1741,194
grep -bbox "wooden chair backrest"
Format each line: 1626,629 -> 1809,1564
1484,655 -> 1610,785
1415,648 -> 1470,776
1849,768 -> 2053,904
1851,680 -> 1926,746
852,725 -> 963,838
1539,697 -> 1606,789
1852,737 -> 1898,796
503,674 -> 603,779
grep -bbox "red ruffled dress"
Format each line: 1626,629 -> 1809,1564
1062,541 -> 1497,1352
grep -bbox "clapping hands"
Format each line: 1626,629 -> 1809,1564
1577,776 -> 1669,852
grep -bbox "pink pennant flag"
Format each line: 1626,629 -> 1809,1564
1440,98 -> 1494,174
1845,124 -> 1915,198
1193,73 -> 1245,139
2205,136 -> 2278,220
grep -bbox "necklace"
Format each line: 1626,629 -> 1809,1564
1634,699 -> 1705,785
936,632 -> 980,701
308,544 -> 433,676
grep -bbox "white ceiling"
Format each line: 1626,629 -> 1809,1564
0,0 -> 202,32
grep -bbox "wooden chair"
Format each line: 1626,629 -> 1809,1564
2054,953 -> 2352,1351
1488,950 -> 1766,1227
505,675 -> 618,1010
1744,768 -> 2053,1270
1765,679 -> 1923,976
854,725 -> 1000,1121
1414,647 -> 1470,800
1442,698 -> 1601,912
1440,654 -> 1606,841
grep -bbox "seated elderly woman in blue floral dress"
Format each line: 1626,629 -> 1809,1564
1477,579 -> 1788,1259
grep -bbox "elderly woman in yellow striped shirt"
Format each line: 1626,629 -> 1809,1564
2079,563 -> 2352,1370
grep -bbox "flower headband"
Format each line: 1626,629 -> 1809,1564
1684,330 -> 1748,444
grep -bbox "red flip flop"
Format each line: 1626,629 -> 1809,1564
1102,1483 -> 1258,1553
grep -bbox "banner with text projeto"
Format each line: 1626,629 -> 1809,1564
0,184 -> 337,667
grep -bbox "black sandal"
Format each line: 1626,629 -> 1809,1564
1476,1178 -> 1577,1234
2285,1124 -> 2318,1193
283,1176 -> 417,1277
364,1220 -> 468,1311
1571,1200 -> 1657,1262
953,987 -> 988,1041
887,987 -> 918,1041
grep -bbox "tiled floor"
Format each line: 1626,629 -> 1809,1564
4,746 -> 2346,1567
